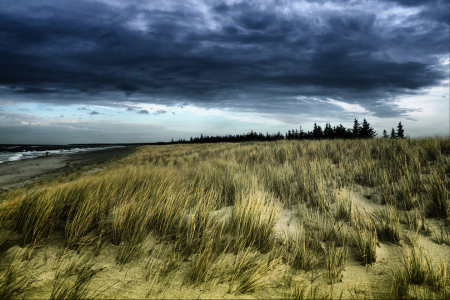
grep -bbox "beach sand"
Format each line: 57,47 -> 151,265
0,146 -> 136,192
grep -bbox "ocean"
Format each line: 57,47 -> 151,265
0,145 -> 126,164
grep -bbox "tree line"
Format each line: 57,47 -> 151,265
170,119 -> 405,144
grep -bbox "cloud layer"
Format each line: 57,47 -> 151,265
0,0 -> 448,120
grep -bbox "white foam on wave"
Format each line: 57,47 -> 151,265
0,146 -> 124,164
0,152 -> 24,163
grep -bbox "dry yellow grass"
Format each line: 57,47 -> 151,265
0,137 -> 449,299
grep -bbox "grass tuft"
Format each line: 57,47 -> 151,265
283,227 -> 323,271
51,265 -> 103,300
371,205 -> 401,245
326,241 -> 347,284
425,165 -> 450,219
219,246 -> 282,294
0,251 -> 35,299
335,189 -> 353,223
351,208 -> 377,265
286,274 -> 306,300
391,245 -> 449,299
227,191 -> 279,253
432,226 -> 450,246
14,190 -> 62,257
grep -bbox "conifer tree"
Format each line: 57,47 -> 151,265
397,122 -> 404,139
313,123 -> 323,139
390,128 -> 397,139
382,130 -> 389,138
360,119 -> 377,138
324,123 -> 333,138
353,119 -> 361,138
299,127 -> 305,139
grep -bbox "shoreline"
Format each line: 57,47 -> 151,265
0,146 -> 137,192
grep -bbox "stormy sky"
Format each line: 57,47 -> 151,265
0,0 -> 448,144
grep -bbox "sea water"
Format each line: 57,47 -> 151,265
0,145 -> 125,164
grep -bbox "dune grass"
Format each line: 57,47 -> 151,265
391,245 -> 449,299
0,250 -> 36,299
51,253 -> 112,300
283,225 -> 323,271
219,246 -> 282,294
325,241 -> 347,284
335,189 -> 353,223
0,137 -> 449,298
351,208 -> 378,265
371,205 -> 401,245
432,226 -> 450,246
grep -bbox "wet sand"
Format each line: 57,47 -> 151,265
0,146 -> 137,191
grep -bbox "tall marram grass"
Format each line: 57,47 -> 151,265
51,253 -> 108,300
0,250 -> 35,298
326,241 -> 347,284
13,189 -> 64,258
391,245 -> 449,299
351,208 -> 377,265
0,203 -> 14,254
371,205 -> 401,245
283,225 -> 323,271
227,190 -> 279,253
425,161 -> 450,219
219,246 -> 282,294
0,137 -> 449,297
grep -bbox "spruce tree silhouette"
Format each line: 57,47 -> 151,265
324,123 -> 333,139
390,128 -> 397,139
397,122 -> 404,139
352,119 -> 361,138
313,123 -> 323,139
158,118 -> 388,144
360,119 -> 377,138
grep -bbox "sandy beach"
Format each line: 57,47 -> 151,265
0,146 -> 136,192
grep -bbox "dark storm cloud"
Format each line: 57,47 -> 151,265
16,87 -> 59,94
89,111 -> 100,115
138,110 -> 149,114
116,82 -> 139,94
0,0 -> 448,118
